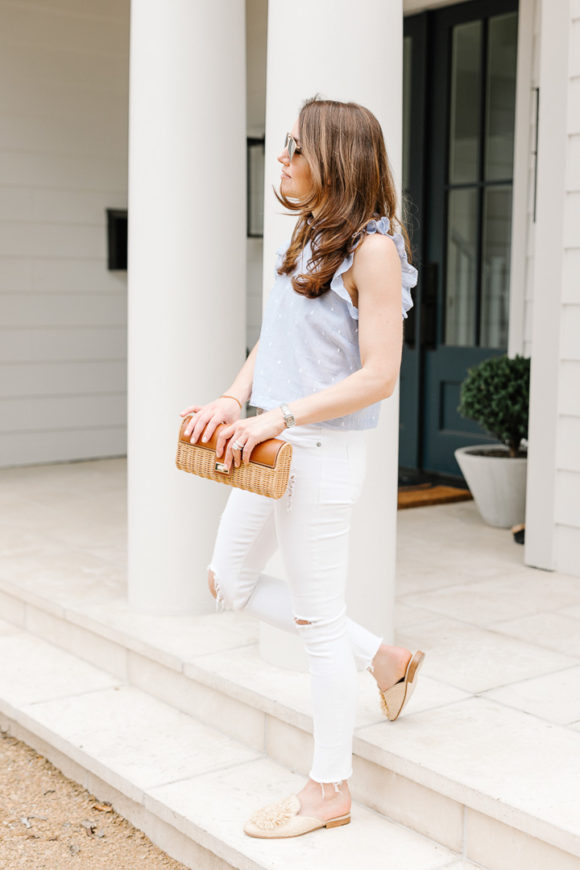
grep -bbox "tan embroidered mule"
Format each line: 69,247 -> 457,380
378,649 -> 426,721
243,793 -> 351,839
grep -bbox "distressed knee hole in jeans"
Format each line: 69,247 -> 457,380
293,610 -> 345,630
293,606 -> 346,629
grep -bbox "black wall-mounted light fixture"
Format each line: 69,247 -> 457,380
106,208 -> 128,270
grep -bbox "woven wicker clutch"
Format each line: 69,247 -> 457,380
176,415 -> 293,499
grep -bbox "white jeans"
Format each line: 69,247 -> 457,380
207,422 -> 384,785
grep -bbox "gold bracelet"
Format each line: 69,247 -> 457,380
220,394 -> 243,409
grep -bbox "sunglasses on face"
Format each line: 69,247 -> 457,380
284,132 -> 302,161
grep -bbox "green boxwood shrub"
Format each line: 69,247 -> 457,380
457,354 -> 530,457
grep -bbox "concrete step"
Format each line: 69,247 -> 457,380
1,577 -> 579,869
0,621 -> 481,870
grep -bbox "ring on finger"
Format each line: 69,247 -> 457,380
232,440 -> 244,451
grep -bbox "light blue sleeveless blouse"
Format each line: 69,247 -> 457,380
249,216 -> 418,430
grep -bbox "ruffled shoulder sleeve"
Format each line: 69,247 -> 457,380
330,216 -> 418,320
329,253 -> 359,320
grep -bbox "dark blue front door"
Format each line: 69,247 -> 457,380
399,0 -> 519,477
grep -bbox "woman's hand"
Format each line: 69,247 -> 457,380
216,409 -> 286,472
179,396 -> 242,445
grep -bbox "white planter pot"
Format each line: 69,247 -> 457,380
454,444 -> 527,528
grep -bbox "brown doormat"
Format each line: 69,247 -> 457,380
398,482 -> 473,510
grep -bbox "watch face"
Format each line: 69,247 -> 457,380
281,404 -> 295,427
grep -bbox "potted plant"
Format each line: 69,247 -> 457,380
454,354 -> 530,528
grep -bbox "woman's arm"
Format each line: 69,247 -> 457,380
212,234 -> 405,470
180,338 -> 260,444
222,338 -> 260,405
284,232 -> 404,426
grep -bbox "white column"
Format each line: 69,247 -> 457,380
524,0 -> 569,570
126,0 -> 246,613
259,0 -> 404,668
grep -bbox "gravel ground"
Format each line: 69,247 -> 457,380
0,729 -> 188,870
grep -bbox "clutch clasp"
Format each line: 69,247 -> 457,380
215,461 -> 230,474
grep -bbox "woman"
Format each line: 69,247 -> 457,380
179,97 -> 425,839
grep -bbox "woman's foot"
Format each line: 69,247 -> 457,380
369,644 -> 412,693
295,777 -> 351,821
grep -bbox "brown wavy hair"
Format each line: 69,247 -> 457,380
275,96 -> 414,299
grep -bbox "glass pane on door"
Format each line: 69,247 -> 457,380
485,13 -> 518,181
480,185 -> 512,348
449,21 -> 482,185
444,188 -> 478,346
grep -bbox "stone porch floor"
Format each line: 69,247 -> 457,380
1,456 -> 580,725
0,456 -> 579,867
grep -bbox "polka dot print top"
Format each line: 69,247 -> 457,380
249,216 -> 418,430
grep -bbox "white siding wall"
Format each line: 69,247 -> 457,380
0,0 -> 129,467
554,0 -> 580,573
